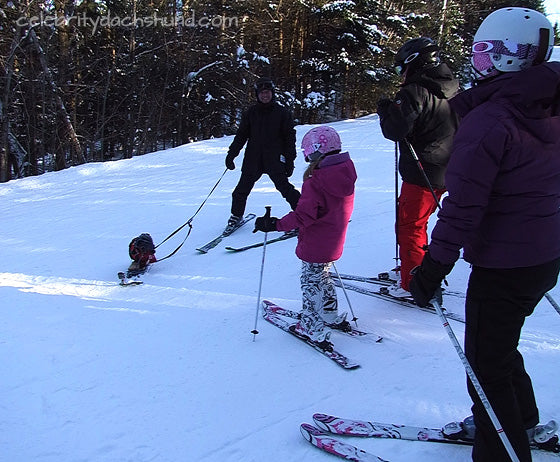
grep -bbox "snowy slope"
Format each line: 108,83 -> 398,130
2,111 -> 560,462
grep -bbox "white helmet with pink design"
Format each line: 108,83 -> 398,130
471,7 -> 554,81
301,126 -> 342,162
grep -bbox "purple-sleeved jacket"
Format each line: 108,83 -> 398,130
277,152 -> 356,263
429,61 -> 560,268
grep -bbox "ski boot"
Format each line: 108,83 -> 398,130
443,416 -> 559,451
442,415 -> 475,441
290,319 -> 333,352
328,312 -> 352,333
224,214 -> 242,235
529,420 -> 559,451
378,267 -> 400,282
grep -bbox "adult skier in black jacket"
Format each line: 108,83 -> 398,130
377,37 -> 460,296
224,77 -> 301,233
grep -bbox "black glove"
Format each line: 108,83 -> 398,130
225,153 -> 235,170
285,160 -> 295,177
253,215 -> 278,233
376,98 -> 393,117
409,252 -> 454,307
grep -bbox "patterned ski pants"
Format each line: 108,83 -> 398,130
300,261 -> 338,327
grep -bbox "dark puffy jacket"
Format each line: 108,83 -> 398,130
379,63 -> 460,189
430,62 -> 560,268
228,101 -> 297,175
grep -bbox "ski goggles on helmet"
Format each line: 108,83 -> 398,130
394,51 -> 420,75
255,81 -> 274,92
471,40 -> 539,79
472,40 -> 535,59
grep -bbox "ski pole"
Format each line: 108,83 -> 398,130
332,262 -> 359,326
431,297 -> 520,462
252,206 -> 271,341
545,292 -> 560,316
404,140 -> 442,211
394,141 -> 400,267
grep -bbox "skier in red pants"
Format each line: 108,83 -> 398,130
397,182 -> 444,294
377,37 -> 459,297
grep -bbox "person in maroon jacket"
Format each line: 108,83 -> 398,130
377,37 -> 460,297
253,126 -> 357,350
410,8 -> 560,462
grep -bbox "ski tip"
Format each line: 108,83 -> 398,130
312,413 -> 332,430
195,248 -> 208,254
300,423 -> 324,439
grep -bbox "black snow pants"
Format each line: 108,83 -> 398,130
465,257 -> 560,462
231,169 -> 300,217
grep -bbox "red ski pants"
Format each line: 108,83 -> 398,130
397,181 -> 444,291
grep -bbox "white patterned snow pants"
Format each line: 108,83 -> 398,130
300,261 -> 339,332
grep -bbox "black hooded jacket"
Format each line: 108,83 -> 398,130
378,63 -> 460,189
227,100 -> 297,176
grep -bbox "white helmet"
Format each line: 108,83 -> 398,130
471,7 -> 554,81
301,126 -> 342,162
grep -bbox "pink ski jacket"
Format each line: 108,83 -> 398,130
276,152 -> 356,263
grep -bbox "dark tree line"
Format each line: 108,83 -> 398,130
0,0 -> 550,181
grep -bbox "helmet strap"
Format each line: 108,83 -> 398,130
534,28 -> 550,65
306,150 -> 325,163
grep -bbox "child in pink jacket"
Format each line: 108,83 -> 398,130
254,126 -> 357,349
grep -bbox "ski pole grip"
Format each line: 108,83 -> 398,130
264,206 -> 271,218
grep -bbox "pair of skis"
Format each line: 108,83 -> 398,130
301,413 -> 560,461
334,272 -> 465,298
117,264 -> 152,286
118,271 -> 144,286
332,273 -> 465,324
195,213 -> 297,253
264,300 -> 382,342
262,300 -> 382,370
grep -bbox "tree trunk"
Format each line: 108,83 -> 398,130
0,25 -> 22,182
28,29 -> 85,167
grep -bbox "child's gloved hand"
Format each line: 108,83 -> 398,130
253,215 -> 278,233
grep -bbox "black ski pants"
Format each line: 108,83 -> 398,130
231,170 -> 300,217
465,258 -> 560,462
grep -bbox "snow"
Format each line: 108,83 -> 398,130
2,115 -> 560,462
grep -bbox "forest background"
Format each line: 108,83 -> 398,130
1,0 -> 559,182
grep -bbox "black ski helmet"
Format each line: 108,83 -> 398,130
394,37 -> 440,76
254,77 -> 275,99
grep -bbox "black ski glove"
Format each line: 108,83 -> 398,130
225,153 -> 236,170
253,215 -> 278,233
376,98 -> 393,118
409,252 -> 454,307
